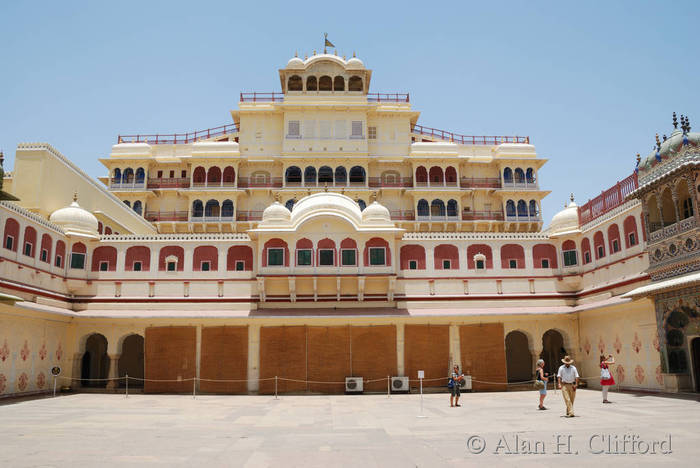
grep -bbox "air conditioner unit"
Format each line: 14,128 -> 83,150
461,375 -> 472,391
345,377 -> 363,393
391,376 -> 409,393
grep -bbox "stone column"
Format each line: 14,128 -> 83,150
396,323 -> 405,376
671,186 -> 681,225
449,324 -> 461,369
195,325 -> 202,392
71,352 -> 82,389
248,324 -> 261,393
654,191 -> 664,227
106,354 -> 120,391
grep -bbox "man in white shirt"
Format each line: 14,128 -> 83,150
557,356 -> 580,417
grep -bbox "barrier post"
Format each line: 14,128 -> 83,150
53,376 -> 57,398
193,378 -> 196,399
417,370 -> 427,418
274,376 -> 278,400
387,376 -> 390,398
125,373 -> 128,398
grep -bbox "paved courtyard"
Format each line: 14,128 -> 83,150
1,389 -> 699,467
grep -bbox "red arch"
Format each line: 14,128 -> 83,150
623,216 -> 638,248
193,166 -> 206,184
415,166 -> 427,183
467,244 -> 493,269
533,244 -> 558,268
581,238 -> 592,264
607,224 -> 621,254
207,167 -> 221,184
296,238 -> 313,249
22,226 -> 37,257
263,238 -> 289,267
434,244 -> 459,269
193,246 -> 218,271
593,231 -> 605,259
223,166 -> 236,184
125,246 -> 150,271
91,246 -> 117,271
340,238 -> 357,249
3,218 -> 19,251
428,166 -> 444,183
317,238 -> 336,266
445,166 -> 457,183
72,242 -> 86,254
158,245 -> 184,271
97,221 -> 103,234
500,244 -> 525,269
400,244 -> 426,270
562,239 -> 576,251
55,240 -> 66,268
227,246 -> 253,271
363,237 -> 391,266
40,233 -> 52,263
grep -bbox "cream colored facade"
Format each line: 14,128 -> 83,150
0,52 -> 681,399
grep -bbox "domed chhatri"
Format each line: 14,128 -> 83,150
637,113 -> 699,178
362,201 -> 391,223
49,193 -> 99,239
261,200 -> 292,223
548,194 -> 580,236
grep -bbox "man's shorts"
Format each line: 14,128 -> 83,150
451,384 -> 461,397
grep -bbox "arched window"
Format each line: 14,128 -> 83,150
514,168 -> 525,183
434,244 -> 459,270
205,199 -> 220,217
607,224 -> 621,254
467,244 -> 493,269
221,200 -> 234,218
646,194 -> 661,232
319,75 -> 332,91
304,166 -> 317,184
135,168 -> 145,184
39,233 -> 52,263
562,239 -> 578,267
415,166 -> 428,184
158,246 -> 184,271
192,200 -> 204,218
363,237 -> 391,267
661,187 -> 675,226
446,199 -> 458,217
348,76 -> 363,91
340,238 -> 358,266
112,168 -> 121,184
417,199 -> 429,217
122,168 -> 134,184
317,238 -> 336,266
227,246 -> 253,271
526,168 -> 535,183
97,221 -> 103,234
22,226 -> 37,257
318,166 -> 333,183
506,200 -> 516,217
529,200 -> 538,217
193,246 -> 218,271
133,200 -> 143,215
517,200 -> 528,217
357,199 -> 367,211
677,180 -> 694,219
400,245 -> 426,270
593,231 -> 605,259
623,215 -> 638,248
263,238 -> 289,267
335,166 -> 347,184
533,244 -> 558,268
193,166 -> 206,184
503,167 -> 513,183
223,166 -> 235,184
333,76 -> 345,91
286,166 -> 302,184
500,244 -> 525,269
288,75 -> 302,91
91,246 -> 117,271
306,76 -> 317,91
428,166 -> 444,184
430,199 -> 446,217
285,199 -> 295,211
55,240 -> 65,268
349,166 -> 366,184
445,166 -> 457,184
207,167 -> 221,185
382,170 -> 400,185
125,246 -> 150,271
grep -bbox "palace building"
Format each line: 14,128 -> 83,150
0,52 -> 698,397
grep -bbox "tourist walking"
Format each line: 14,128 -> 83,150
600,354 -> 616,403
449,365 -> 465,407
557,356 -> 579,417
535,359 -> 548,410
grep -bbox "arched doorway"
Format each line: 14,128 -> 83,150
118,334 -> 145,388
505,331 -> 532,382
540,329 -> 566,377
81,334 -> 109,388
692,337 -> 700,392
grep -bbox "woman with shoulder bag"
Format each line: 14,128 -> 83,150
600,354 -> 615,403
535,359 -> 548,410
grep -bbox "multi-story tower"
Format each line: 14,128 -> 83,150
625,113 -> 700,391
102,53 -> 547,234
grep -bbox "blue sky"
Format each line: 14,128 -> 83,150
1,1 -> 698,221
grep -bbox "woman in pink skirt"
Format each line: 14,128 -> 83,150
600,354 -> 615,403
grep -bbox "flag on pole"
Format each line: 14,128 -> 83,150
324,33 -> 334,49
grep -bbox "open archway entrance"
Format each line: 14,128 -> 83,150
692,337 -> 700,393
119,334 -> 145,388
539,329 -> 566,377
81,334 -> 109,388
505,331 -> 532,382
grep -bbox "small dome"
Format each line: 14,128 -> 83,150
346,56 -> 364,69
261,201 -> 291,223
286,56 -> 305,69
49,195 -> 99,239
548,198 -> 579,235
362,201 -> 391,223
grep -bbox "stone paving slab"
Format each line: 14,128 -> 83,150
0,389 -> 699,467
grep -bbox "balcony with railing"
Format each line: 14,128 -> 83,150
411,124 -> 530,146
578,173 -> 638,225
284,180 -> 368,189
147,178 -> 191,189
145,211 -> 189,222
505,214 -> 542,223
390,210 -> 416,221
110,179 -> 147,191
117,123 -> 239,145
369,177 -> 413,188
238,177 -> 283,189
190,181 -> 237,189
189,214 -> 236,223
649,215 -> 697,243
462,210 -> 505,221
241,92 -> 409,103
412,180 -> 460,189
460,177 -> 502,189
416,214 -> 462,222
236,211 -> 264,221
501,179 -> 539,190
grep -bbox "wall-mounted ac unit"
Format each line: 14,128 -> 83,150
391,376 -> 409,393
345,377 -> 363,393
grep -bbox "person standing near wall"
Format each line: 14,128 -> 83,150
557,356 -> 579,418
449,365 -> 465,407
600,354 -> 616,403
535,359 -> 548,410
